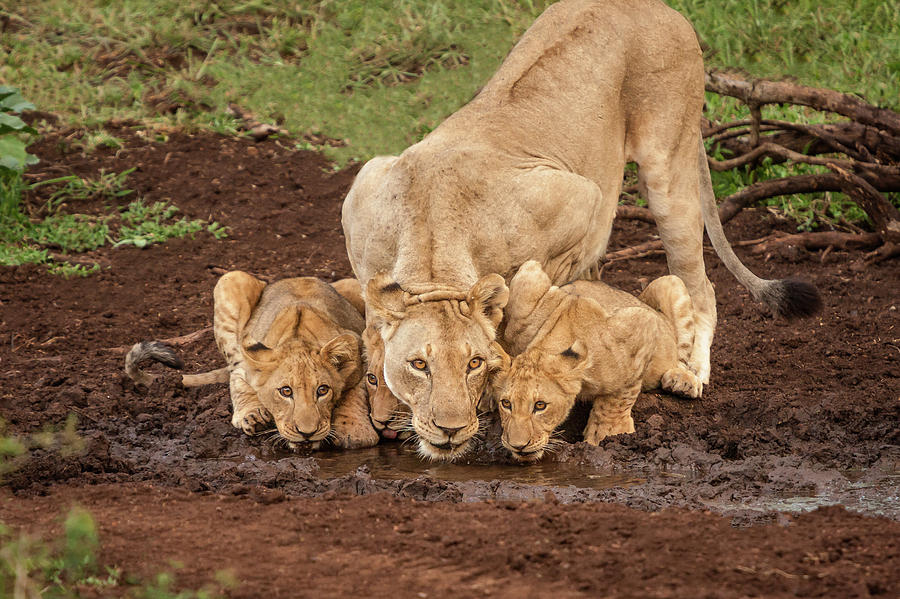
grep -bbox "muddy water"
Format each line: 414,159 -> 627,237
309,444 -> 646,490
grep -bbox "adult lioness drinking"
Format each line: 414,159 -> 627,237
342,0 -> 820,461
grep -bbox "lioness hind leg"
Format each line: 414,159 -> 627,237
582,385 -> 640,445
229,370 -> 273,435
636,130 -> 716,386
660,365 -> 702,399
639,276 -> 696,366
331,382 -> 380,449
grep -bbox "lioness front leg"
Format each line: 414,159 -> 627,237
582,385 -> 641,445
331,382 -> 380,449
229,370 -> 273,435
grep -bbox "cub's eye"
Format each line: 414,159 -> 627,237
410,359 -> 428,372
366,373 -> 378,387
467,357 -> 484,371
316,384 -> 330,398
278,386 -> 293,398
500,398 -> 512,410
533,400 -> 547,412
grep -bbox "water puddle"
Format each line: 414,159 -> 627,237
309,445 -> 645,491
702,472 -> 900,519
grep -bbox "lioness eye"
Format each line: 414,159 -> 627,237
366,373 -> 378,386
279,386 -> 293,398
316,384 -> 330,397
410,359 -> 428,372
534,400 -> 547,412
500,398 -> 511,410
468,357 -> 483,371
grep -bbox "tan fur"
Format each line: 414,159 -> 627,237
364,274 -> 509,460
496,261 -> 701,462
204,272 -> 376,448
362,325 -> 412,439
343,0 -> 818,455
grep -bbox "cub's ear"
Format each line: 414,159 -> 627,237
558,340 -> 592,375
365,272 -> 406,337
487,341 -> 512,374
467,273 -> 509,330
240,307 -> 302,367
506,260 -> 552,322
214,270 -> 267,348
320,333 -> 362,383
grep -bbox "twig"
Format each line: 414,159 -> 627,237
615,205 -> 655,223
707,141 -> 899,177
102,327 -> 212,354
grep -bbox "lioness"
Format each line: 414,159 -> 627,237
497,261 -> 701,461
126,272 -> 378,449
342,0 -> 820,461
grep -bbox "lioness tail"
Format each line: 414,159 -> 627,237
698,140 -> 823,318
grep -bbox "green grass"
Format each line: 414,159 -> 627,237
0,166 -> 227,274
2,0 -> 897,230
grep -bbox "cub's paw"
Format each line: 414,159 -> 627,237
583,416 -> 634,445
333,417 -> 380,449
661,367 -> 703,399
231,406 -> 273,435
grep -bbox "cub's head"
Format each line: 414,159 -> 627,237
366,273 -> 509,460
362,325 -> 410,439
496,341 -> 590,462
241,309 -> 361,444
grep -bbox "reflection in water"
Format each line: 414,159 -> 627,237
308,444 -> 644,491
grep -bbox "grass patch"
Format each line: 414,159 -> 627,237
3,1 -> 896,230
0,168 -> 227,274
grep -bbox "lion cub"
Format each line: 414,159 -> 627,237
330,279 -> 411,440
126,272 -> 378,449
496,261 -> 702,462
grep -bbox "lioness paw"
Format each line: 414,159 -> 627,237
232,406 -> 273,435
661,367 -> 703,398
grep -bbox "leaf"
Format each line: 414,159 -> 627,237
0,90 -> 36,113
0,112 -> 37,134
0,135 -> 31,172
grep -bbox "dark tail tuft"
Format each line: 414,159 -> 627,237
125,341 -> 183,386
758,278 -> 823,319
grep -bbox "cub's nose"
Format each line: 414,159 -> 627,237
370,417 -> 387,431
508,441 -> 529,451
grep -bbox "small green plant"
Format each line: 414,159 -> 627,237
115,199 -> 227,248
38,167 -> 136,210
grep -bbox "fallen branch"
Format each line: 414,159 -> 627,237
827,165 -> 900,242
707,141 -> 900,178
615,205 -> 655,223
706,71 -> 900,136
102,327 -> 212,355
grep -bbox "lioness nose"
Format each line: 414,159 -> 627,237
433,422 -> 465,437
508,441 -> 529,451
370,417 -> 387,430
293,424 -> 316,438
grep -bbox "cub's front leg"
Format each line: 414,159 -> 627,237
229,369 -> 273,435
582,383 -> 641,445
331,381 -> 380,449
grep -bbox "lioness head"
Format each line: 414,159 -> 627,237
496,341 -> 591,462
366,273 -> 509,460
362,325 -> 410,439
241,308 -> 361,444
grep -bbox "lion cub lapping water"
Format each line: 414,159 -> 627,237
126,272 -> 379,450
495,261 -> 702,462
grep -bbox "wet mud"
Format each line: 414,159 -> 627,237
1,125 -> 898,596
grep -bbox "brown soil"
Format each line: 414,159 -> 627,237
1,125 -> 897,597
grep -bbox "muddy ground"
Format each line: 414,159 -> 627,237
1,125 -> 898,597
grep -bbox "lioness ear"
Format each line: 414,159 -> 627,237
506,260 -> 552,323
365,272 -> 406,336
467,273 -> 509,330
320,333 -> 362,382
